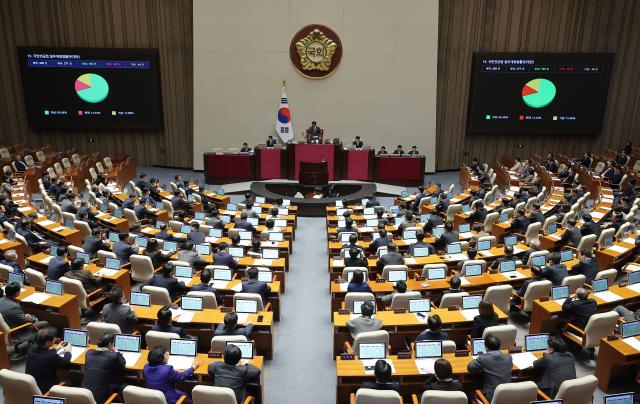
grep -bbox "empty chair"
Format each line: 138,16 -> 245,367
162,199 -> 174,219
596,228 -> 615,248
523,222 -> 541,245
97,250 -> 118,262
561,274 -> 586,294
103,156 -> 113,169
0,313 -> 38,359
87,321 -> 121,344
123,208 -> 139,227
123,385 -> 183,404
561,211 -> 575,227
36,150 -> 46,162
615,222 -> 632,239
192,385 -> 255,404
476,381 -> 537,404
521,280 -> 553,312
441,340 -> 457,354
350,388 -> 401,404
142,285 -> 173,306
89,167 -> 98,181
47,166 -> 57,179
553,374 -> 598,403
144,331 -> 180,351
24,155 -> 35,167
61,157 -> 72,169
562,311 -> 618,364
73,220 -> 92,240
48,384 -> 107,404
595,268 -> 617,285
483,212 -> 499,233
483,285 -> 513,315
62,211 -> 76,224
439,292 -> 469,309
344,292 -> 375,312
542,215 -> 557,232
60,277 -> 106,314
446,204 -> 463,222
233,293 -> 266,312
389,291 -> 422,310
575,234 -> 597,254
54,162 -> 64,174
96,161 -> 105,174
187,291 -> 218,309
482,325 -> 517,349
24,268 -> 46,290
210,335 -> 248,353
414,390 -> 467,404
73,153 -> 82,166
0,368 -> 42,403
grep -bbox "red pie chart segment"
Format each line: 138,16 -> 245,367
521,84 -> 537,97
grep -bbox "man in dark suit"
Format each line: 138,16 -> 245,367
559,218 -> 582,247
435,193 -> 450,213
83,229 -> 109,258
187,222 -> 206,245
240,142 -> 252,153
25,327 -> 72,392
17,219 -> 49,252
510,209 -> 530,234
344,248 -> 367,268
265,135 -> 277,147
12,155 -> 27,172
144,264 -> 187,301
102,287 -> 138,334
368,229 -> 391,255
541,253 -> 568,286
376,244 -> 404,271
412,186 -> 427,211
235,213 -> 256,233
608,166 -> 624,187
532,336 -> 576,397
133,199 -> 153,220
490,244 -> 515,270
393,145 -> 405,155
468,201 -> 488,225
214,312 -> 254,337
82,333 -> 128,404
365,195 -> 380,208
352,136 -> 364,149
208,344 -> 261,404
434,222 -> 459,250
338,217 -> 357,234
48,245 -> 71,280
361,360 -> 400,392
422,358 -> 464,393
64,258 -> 102,293
398,212 -> 417,234
580,214 -> 601,237
467,335 -> 513,401
528,203 -> 545,224
242,267 -> 271,303
408,231 -> 435,256
135,173 -> 150,190
121,194 -> 136,211
113,232 -> 138,262
0,283 -> 47,356
170,191 -> 191,213
571,250 -> 599,283
561,287 -> 597,330
213,242 -> 238,269
154,222 -> 176,242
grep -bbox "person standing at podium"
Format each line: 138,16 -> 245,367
352,136 -> 364,149
306,121 -> 323,144
266,135 -> 277,147
377,146 -> 388,156
393,145 -> 404,155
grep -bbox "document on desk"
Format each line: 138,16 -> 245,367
447,254 -> 468,262
38,220 -> 55,227
22,293 -> 52,304
0,239 -> 8,245
459,232 -> 474,239
70,346 -> 87,361
459,277 -> 471,286
39,256 -> 54,264
176,311 -> 195,323
627,283 -> 640,294
339,282 -> 348,292
253,259 -> 273,266
238,240 -> 251,247
362,359 -> 395,375
176,277 -> 192,287
231,282 -> 242,292
236,313 -> 249,324
511,352 -> 538,369
609,245 -> 629,254
414,358 -> 436,374
169,308 -> 184,318
17,206 -> 32,212
627,264 -> 640,272
461,309 -> 479,321
333,259 -> 344,267
622,337 -> 640,352
480,251 -> 494,257
363,215 -> 377,220
52,226 -> 66,232
404,258 -> 417,266
358,227 -> 374,233
141,227 -> 155,234
623,237 -> 637,245
590,211 -> 605,219
553,298 -> 567,306
95,268 -> 119,277
548,234 -> 561,240
593,291 -> 623,303
122,352 -> 142,367
211,280 -> 229,290
414,313 -> 430,323
168,355 -> 195,370
512,247 -> 524,254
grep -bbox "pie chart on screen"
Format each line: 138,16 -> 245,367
75,73 -> 109,103
522,78 -> 556,108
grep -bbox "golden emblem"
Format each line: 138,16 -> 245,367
295,29 -> 337,72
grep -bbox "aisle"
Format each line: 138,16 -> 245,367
264,217 -> 335,403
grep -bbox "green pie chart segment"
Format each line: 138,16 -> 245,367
521,78 -> 556,108
74,73 -> 109,103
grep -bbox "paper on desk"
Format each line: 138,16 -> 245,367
480,251 -> 494,257
238,240 -> 251,247
339,282 -> 348,292
548,234 -> 561,240
205,237 -> 220,244
22,293 -> 51,304
253,259 -> 273,266
170,308 -> 184,318
623,237 -> 637,245
211,280 -> 229,290
168,355 -> 195,371
609,245 -> 629,254
513,247 -> 524,254
95,268 -> 119,277
626,264 -> 640,272
0,239 -> 8,245
511,352 -> 538,369
70,346 -> 86,361
231,282 -> 242,292
122,352 -> 142,367
176,311 -> 195,323
141,227 -> 155,234
459,232 -> 474,239
447,254 -> 467,262
17,206 -> 32,212
39,220 -> 55,226
362,359 -> 395,375
404,258 -> 417,266
363,215 -> 377,220
415,358 -> 436,374
590,211 -> 605,219
553,298 -> 567,306
39,256 -> 54,264
593,291 -> 623,303
461,309 -> 479,321
459,277 -> 471,286
176,277 -> 192,287
358,227 -> 375,233
504,271 -> 526,280
627,283 -> 640,294
414,313 -> 430,323
450,198 -> 460,203
333,259 -> 345,267
236,313 -> 249,324
52,226 -> 66,232
622,337 -> 640,352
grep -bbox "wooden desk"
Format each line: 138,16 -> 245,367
18,286 -> 81,329
594,336 -> 640,392
0,236 -> 25,267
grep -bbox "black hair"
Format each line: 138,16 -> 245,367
352,270 -> 365,284
395,280 -> 407,293
361,301 -> 374,317
157,306 -> 173,325
224,343 -> 242,365
148,345 -> 167,365
118,232 -> 129,241
349,248 -> 360,259
56,246 -> 68,256
70,258 -> 84,271
35,327 -> 58,347
428,314 -> 442,331
223,312 -> 238,330
200,268 -> 212,283
374,359 -> 392,383
449,275 -> 461,289
247,267 -> 259,280
108,286 -> 124,303
97,332 -> 116,348
548,335 -> 567,353
434,358 -> 453,379
484,335 -> 501,351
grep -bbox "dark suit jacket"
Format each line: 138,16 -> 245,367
435,232 -> 459,250
151,324 -> 188,339
0,297 -> 36,341
471,313 -> 500,338
214,323 -> 254,337
213,252 -> 238,269
541,264 -> 568,286
187,231 -> 205,245
422,375 -> 464,393
344,257 -> 368,268
102,302 -> 138,334
529,211 -> 545,224
361,381 -> 401,393
416,330 -> 449,341
510,216 -> 530,234
560,227 -> 581,247
562,297 -> 597,329
144,274 -> 185,301
467,352 -> 513,400
113,241 -> 137,262
368,237 -> 391,254
82,349 -> 127,404
469,208 -> 488,224
347,282 -> 372,293
25,346 -> 71,392
48,256 -> 70,280
207,362 -> 261,404
83,236 -> 109,258
64,269 -> 101,293
532,351 -> 576,395
572,258 -> 599,283
235,221 -> 256,233
580,221 -> 601,237
241,280 -> 271,303
376,252 -> 404,271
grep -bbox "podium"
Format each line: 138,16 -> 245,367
299,161 -> 328,186
288,143 -> 341,180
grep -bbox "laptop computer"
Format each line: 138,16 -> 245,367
420,214 -> 431,222
220,215 -> 231,224
499,260 -> 516,273
415,341 -> 442,358
247,217 -> 259,226
427,267 -> 446,280
213,268 -> 233,281
8,272 -> 24,286
387,269 -> 407,282
216,188 -> 225,196
195,244 -> 211,255
229,246 -> 244,258
359,342 -> 386,362
403,230 -> 417,240
408,298 -> 431,314
33,397 -> 66,404
629,271 -> 640,286
525,333 -> 549,352
365,218 -> 378,227
135,237 -> 148,248
400,191 -> 409,198
180,225 -> 191,234
546,223 -> 557,235
394,217 -> 405,226
194,212 -> 206,220
268,232 -> 284,242
226,341 -> 254,360
592,278 -> 608,293
235,299 -> 259,313
471,338 -> 486,356
477,240 -> 491,251
50,245 -> 59,256
258,270 -> 273,283
255,196 -> 266,204
130,292 -> 151,307
560,250 -> 573,263
462,295 -> 482,310
162,241 -> 178,253
262,248 -> 279,260
274,219 -> 287,228
168,338 -> 198,370
278,208 -> 288,216
551,285 -> 569,301
604,393 -> 635,404
105,258 -> 121,270
504,235 -> 517,246
114,334 -> 142,366
413,247 -> 430,257
45,280 -> 63,295
209,228 -> 223,238
63,328 -> 88,360
239,231 -> 252,240
531,255 -> 546,267
464,264 -> 483,277
389,206 -> 399,214
226,203 -> 237,212
446,243 -> 462,254
174,265 -> 193,279
499,213 -> 509,222
181,296 -> 203,311
621,320 -> 640,339
363,207 -> 375,215
340,232 -> 355,243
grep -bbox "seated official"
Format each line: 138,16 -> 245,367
213,242 -> 238,269
369,229 -> 391,254
365,196 -> 380,208
0,282 -> 48,356
155,222 -> 178,242
214,312 -> 254,337
240,142 -> 252,153
347,269 -> 372,293
151,306 -> 189,338
471,301 -> 499,338
467,335 -> 512,401
560,287 -> 597,329
144,345 -> 199,404
247,238 -> 262,257
532,336 -> 576,397
468,201 -> 488,224
377,146 -> 388,156
408,145 -> 420,156
375,209 -> 388,227
376,244 -> 404,270
393,145 -> 404,155
82,333 -> 128,404
102,286 -> 138,334
190,268 -> 220,303
0,249 -> 26,279
528,203 -> 545,224
187,222 -> 205,244
380,280 -> 408,307
265,135 -> 277,147
559,218 -> 581,247
144,263 -> 187,301
26,327 -> 72,392
352,136 -> 364,149
208,344 -> 261,404
113,232 -> 138,262
242,202 -> 260,219
408,231 -> 435,256
121,194 -> 136,210
580,213 -> 601,237
422,358 -> 464,393
416,314 -> 449,341
361,360 -> 400,392
346,301 -> 381,339
235,213 -> 256,233
490,244 -> 515,271
306,121 -> 323,143
541,253 -> 568,286
177,240 -> 206,268
510,209 -> 530,234
344,247 -> 367,268
398,212 -> 417,233
48,245 -> 71,280
64,257 -> 102,293
434,222 -> 459,250
242,267 -> 271,303
571,250 -> 599,284
338,217 -> 357,234
145,238 -> 170,268
435,276 -> 462,307
344,234 -> 362,253
83,229 -> 109,258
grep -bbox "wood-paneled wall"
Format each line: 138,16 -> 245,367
437,0 -> 640,170
0,0 -> 193,167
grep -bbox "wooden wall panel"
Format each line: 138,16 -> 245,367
437,0 -> 640,170
0,0 -> 193,167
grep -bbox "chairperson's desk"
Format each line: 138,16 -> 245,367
132,305 -> 275,359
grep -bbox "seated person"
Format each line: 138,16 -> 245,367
490,244 -> 515,270
145,238 -> 170,268
434,222 -> 459,250
435,276 -> 462,307
352,136 -> 364,149
571,250 -> 599,284
151,306 -> 189,338
177,240 -> 206,268
144,263 -> 187,301
393,145 -> 404,155
48,245 -> 71,280
190,268 -> 220,303
26,327 -> 72,393
471,301 -> 499,338
408,231 -> 435,256
240,142 -> 251,153
510,209 -> 530,234
376,146 -> 388,156
380,280 -> 408,307
143,345 -> 199,404
398,212 -> 417,233
235,213 -> 256,232
344,247 -> 367,268
467,335 -> 512,401
242,267 -> 271,303
422,358 -> 464,393
64,257 -> 102,293
0,249 -> 26,279
376,244 -> 404,271
532,336 -> 576,397
408,145 -> 420,156
0,282 -> 48,357
265,135 -> 277,147
580,213 -> 601,237
541,252 -> 568,286
113,232 -> 138,262
187,222 -> 205,244
338,217 -> 356,234
208,344 -> 261,404
468,201 -> 488,224
214,312 -> 254,337
360,359 -> 400,392
213,242 -> 238,269
82,332 -> 128,403
347,269 -> 371,293
416,314 -> 449,341
306,121 -> 323,143
154,222 -> 177,242
102,286 -> 138,334
346,301 -> 381,339
560,287 -> 597,330
368,229 -> 391,254
559,218 -> 581,247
